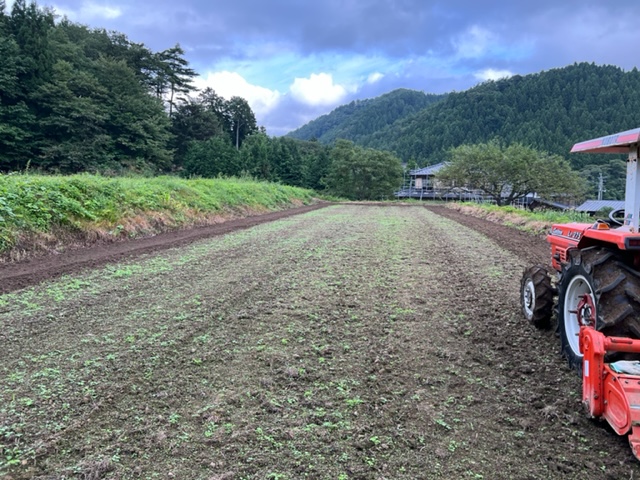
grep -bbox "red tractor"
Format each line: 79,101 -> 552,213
521,127 -> 640,460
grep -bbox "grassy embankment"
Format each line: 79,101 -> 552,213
445,202 -> 595,234
0,174 -> 316,261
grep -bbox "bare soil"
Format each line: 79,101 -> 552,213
1,203 -> 638,479
0,203 -> 328,295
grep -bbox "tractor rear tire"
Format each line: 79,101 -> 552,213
520,265 -> 554,329
558,247 -> 640,371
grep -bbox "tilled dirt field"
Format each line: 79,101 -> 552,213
1,204 -> 639,479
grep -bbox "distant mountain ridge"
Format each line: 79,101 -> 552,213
287,89 -> 445,144
287,63 -> 640,168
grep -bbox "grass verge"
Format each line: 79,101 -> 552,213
445,202 -> 594,234
0,174 -> 316,261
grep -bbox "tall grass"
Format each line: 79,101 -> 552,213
475,203 -> 594,224
0,174 -> 315,254
447,202 -> 597,235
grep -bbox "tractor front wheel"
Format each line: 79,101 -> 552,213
520,265 -> 554,329
558,247 -> 640,371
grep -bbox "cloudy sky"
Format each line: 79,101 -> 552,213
11,0 -> 640,135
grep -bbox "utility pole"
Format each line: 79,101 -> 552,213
235,118 -> 241,150
598,172 -> 605,200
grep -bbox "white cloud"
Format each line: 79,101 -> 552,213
367,72 -> 384,84
290,73 -> 347,106
83,3 -> 122,19
194,71 -> 281,118
53,2 -> 122,21
52,5 -> 75,19
453,25 -> 495,59
474,68 -> 513,81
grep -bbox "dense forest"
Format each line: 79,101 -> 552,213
290,64 -> 640,199
363,64 -> 640,167
0,0 -> 341,193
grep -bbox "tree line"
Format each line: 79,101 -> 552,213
0,1 -> 405,200
0,0 -> 261,174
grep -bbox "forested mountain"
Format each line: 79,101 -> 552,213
290,64 -> 640,169
360,63 -> 640,170
288,63 -> 640,199
287,89 -> 445,144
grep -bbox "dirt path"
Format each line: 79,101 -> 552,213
0,203 -> 328,294
2,204 -> 637,479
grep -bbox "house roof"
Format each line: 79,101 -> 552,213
575,200 -> 625,212
571,127 -> 640,154
410,162 -> 446,176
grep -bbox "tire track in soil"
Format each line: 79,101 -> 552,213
423,204 -> 551,267
422,204 -> 640,479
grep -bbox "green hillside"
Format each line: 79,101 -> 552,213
360,63 -> 640,167
290,64 -> 640,168
287,89 -> 445,144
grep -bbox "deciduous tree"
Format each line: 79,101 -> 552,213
438,141 -> 585,205
324,140 -> 402,200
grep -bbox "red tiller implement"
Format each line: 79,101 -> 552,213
521,127 -> 640,461
580,327 -> 640,459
